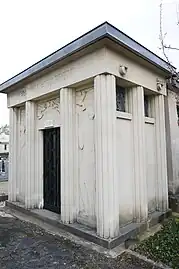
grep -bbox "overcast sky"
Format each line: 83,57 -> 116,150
0,0 -> 179,126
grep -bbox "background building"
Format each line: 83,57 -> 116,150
0,124 -> 9,180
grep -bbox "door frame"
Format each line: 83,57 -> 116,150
43,127 -> 61,213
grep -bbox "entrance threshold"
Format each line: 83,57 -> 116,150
6,201 -> 171,249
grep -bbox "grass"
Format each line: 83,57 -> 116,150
135,217 -> 179,268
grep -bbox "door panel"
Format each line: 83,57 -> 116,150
43,128 -> 60,213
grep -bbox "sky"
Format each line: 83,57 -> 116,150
0,0 -> 179,126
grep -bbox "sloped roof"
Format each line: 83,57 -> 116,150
0,21 -> 174,93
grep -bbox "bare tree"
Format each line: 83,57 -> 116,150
159,0 -> 179,76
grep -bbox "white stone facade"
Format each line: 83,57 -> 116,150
5,41 -> 170,239
165,90 -> 179,195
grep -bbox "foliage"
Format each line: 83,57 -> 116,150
135,218 -> 179,268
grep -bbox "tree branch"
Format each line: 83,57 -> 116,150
176,2 -> 179,25
159,0 -> 177,75
163,45 -> 179,51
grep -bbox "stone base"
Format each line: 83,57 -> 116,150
6,201 -> 171,249
169,194 -> 179,213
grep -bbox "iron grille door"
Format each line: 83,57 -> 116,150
43,127 -> 61,213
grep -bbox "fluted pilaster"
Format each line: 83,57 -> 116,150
94,74 -> 119,239
35,128 -> 43,208
131,86 -> 148,221
8,107 -> 18,201
25,101 -> 35,208
154,94 -> 168,211
60,87 -> 76,223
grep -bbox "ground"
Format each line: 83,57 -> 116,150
0,209 -> 162,269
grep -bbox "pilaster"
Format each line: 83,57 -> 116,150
130,86 -> 148,222
165,90 -> 179,195
25,101 -> 36,208
60,87 -> 76,223
36,130 -> 43,208
94,74 -> 119,239
154,94 -> 168,211
8,107 -> 18,201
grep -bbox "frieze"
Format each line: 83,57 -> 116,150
37,97 -> 60,120
76,89 -> 94,151
76,89 -> 95,120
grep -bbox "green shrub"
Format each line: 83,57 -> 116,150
135,218 -> 179,268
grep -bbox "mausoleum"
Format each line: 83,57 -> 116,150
0,22 -> 174,247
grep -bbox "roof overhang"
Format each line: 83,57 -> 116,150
0,21 -> 175,94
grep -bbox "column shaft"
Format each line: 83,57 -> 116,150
36,130 -> 43,208
60,88 -> 76,223
154,94 -> 168,211
8,107 -> 18,201
131,86 -> 148,221
25,101 -> 35,208
94,74 -> 119,239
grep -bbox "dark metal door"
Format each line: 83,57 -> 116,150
43,127 -> 61,213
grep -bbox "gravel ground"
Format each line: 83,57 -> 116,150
0,212 -> 161,269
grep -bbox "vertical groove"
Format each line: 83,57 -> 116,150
75,92 -> 79,220
61,90 -> 64,220
102,75 -> 107,237
128,88 -> 136,220
150,96 -> 158,208
9,108 -> 13,201
72,90 -> 77,221
17,108 -> 20,201
37,129 -> 43,207
168,92 -> 178,194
